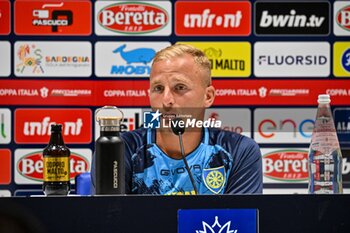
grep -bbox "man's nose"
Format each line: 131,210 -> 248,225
162,88 -> 175,107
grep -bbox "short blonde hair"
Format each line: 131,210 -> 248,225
152,44 -> 212,86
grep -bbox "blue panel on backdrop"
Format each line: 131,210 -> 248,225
334,108 -> 350,144
178,209 -> 258,233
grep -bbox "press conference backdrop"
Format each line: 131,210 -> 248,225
0,0 -> 350,197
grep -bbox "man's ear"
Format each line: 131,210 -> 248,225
204,85 -> 215,108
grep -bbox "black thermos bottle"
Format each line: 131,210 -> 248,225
95,106 -> 125,194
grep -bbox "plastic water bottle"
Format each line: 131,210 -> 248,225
308,94 -> 343,194
94,106 -> 125,195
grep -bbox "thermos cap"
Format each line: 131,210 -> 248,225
96,116 -> 122,127
318,94 -> 331,104
95,106 -> 124,127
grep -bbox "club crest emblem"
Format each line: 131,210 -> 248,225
203,166 -> 226,194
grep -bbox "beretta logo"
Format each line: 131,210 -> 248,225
14,0 -> 92,35
334,2 -> 350,36
263,149 -> 309,182
255,2 -> 330,36
15,150 -> 90,183
175,1 -> 251,36
95,1 -> 171,36
15,108 -> 92,144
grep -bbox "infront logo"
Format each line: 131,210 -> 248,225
15,108 -> 92,144
175,1 -> 251,36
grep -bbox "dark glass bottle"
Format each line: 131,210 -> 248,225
43,124 -> 70,195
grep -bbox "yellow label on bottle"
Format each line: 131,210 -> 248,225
43,157 -> 70,182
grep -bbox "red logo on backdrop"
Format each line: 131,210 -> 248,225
15,108 -> 92,144
175,1 -> 251,36
14,0 -> 91,35
337,5 -> 350,31
0,0 -> 10,35
263,150 -> 309,181
0,149 -> 11,184
97,2 -> 169,33
17,151 -> 89,181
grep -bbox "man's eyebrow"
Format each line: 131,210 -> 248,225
171,76 -> 191,84
150,80 -> 162,86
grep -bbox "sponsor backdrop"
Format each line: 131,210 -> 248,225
0,0 -> 350,196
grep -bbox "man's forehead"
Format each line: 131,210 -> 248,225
150,74 -> 191,84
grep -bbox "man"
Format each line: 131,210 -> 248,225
121,44 -> 262,195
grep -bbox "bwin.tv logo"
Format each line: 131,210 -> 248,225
143,110 -> 162,128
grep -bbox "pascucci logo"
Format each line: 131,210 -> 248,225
98,2 -> 169,33
32,2 -> 73,32
257,55 -> 327,66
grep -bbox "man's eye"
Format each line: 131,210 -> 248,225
175,84 -> 187,91
152,86 -> 164,92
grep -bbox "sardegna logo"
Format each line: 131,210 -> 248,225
262,149 -> 309,183
15,149 -> 91,184
95,1 -> 171,36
